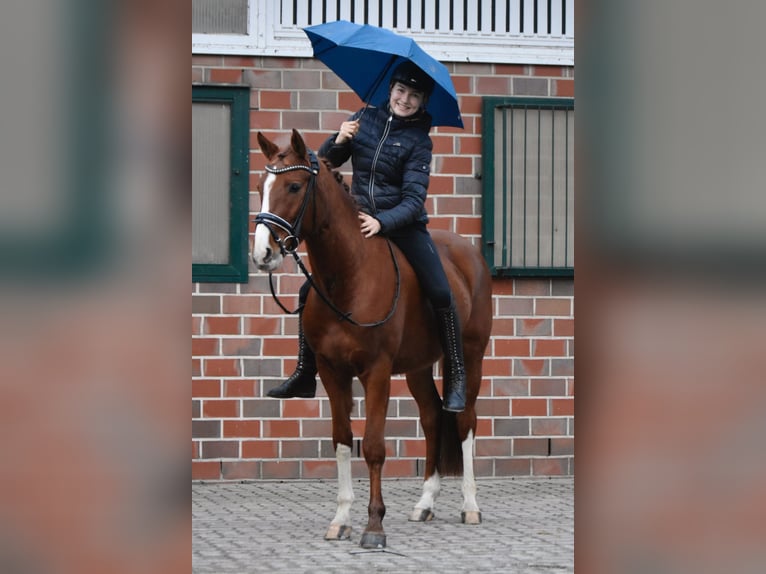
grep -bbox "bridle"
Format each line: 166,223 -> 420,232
253,148 -> 400,328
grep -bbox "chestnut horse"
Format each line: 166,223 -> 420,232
252,129 -> 492,549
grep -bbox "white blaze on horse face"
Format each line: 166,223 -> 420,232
330,443 -> 355,527
252,173 -> 281,269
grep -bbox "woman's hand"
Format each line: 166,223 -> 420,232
358,212 -> 381,238
335,120 -> 360,144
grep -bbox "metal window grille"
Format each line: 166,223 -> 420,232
482,97 -> 574,276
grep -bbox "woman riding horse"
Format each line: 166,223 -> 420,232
268,61 -> 467,412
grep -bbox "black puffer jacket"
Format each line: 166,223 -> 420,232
319,104 -> 433,233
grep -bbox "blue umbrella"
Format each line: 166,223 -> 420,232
304,20 -> 464,129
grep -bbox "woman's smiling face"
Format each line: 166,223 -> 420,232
389,82 -> 425,118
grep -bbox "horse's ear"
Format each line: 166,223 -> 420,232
290,128 -> 307,160
257,131 -> 279,160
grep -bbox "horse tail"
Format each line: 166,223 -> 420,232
436,412 -> 464,476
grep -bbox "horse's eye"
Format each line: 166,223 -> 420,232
288,182 -> 302,193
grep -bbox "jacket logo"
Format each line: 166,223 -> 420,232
391,142 -> 401,146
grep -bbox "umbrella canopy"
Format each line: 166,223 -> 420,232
304,20 -> 463,128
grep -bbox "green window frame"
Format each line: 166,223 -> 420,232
192,85 -> 249,283
482,97 -> 574,277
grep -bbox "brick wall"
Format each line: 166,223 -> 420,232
192,55 -> 574,481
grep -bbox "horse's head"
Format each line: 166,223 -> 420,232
252,129 -> 320,272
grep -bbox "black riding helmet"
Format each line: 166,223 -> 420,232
389,61 -> 435,103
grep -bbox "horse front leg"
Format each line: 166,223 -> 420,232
358,368 -> 391,549
322,370 -> 355,541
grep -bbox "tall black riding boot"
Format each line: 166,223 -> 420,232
267,317 -> 317,398
436,304 -> 467,412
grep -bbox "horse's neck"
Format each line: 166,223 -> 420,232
304,172 -> 370,283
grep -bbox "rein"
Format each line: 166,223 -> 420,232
254,150 -> 401,328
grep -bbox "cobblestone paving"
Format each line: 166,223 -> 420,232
193,477 -> 573,573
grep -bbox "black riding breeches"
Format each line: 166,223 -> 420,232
386,222 -> 453,310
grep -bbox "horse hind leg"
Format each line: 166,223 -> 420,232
405,367 -> 443,522
460,428 -> 482,524
458,346 -> 484,525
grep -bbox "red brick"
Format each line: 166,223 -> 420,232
532,65 -> 565,77
224,379 -> 256,397
532,457 -> 569,476
242,440 -> 279,459
458,94 -> 483,114
456,217 -> 482,236
450,75 -> 472,92
338,91 -> 364,111
490,318 -> 515,336
192,358 -> 201,377
457,135 -> 482,155
209,68 -> 243,83
517,318 -> 552,337
221,338 -> 261,356
475,417 -> 493,437
531,418 -> 568,436
204,358 -> 240,377
222,461 -> 260,480
495,457 -> 531,476
263,337 -> 301,356
475,438 -> 512,457
205,317 -> 241,335
192,316 -> 202,335
192,461 -> 220,480
436,155 -> 473,175
533,339 -> 567,357
482,358 -> 512,376
260,90 -> 294,109
399,439 -> 427,457
193,379 -> 221,398
203,399 -> 239,418
494,338 -> 530,357
554,79 -> 574,97
554,318 -> 574,337
476,76 -> 511,94
282,111 -> 320,130
245,317 -> 280,336
492,280 -> 515,296
551,398 -> 574,416
495,64 -> 526,75
223,420 -> 261,438
251,110 -> 281,130
192,337 -> 218,357
262,419 -> 300,438
283,400 -> 320,418
431,135 -> 455,154
512,398 -> 547,416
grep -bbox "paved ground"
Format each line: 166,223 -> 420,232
193,476 -> 573,573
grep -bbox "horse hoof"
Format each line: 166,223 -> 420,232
324,524 -> 352,540
461,511 -> 482,525
359,531 -> 386,549
408,508 -> 435,522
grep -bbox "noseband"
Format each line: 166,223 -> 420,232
254,148 -> 320,255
